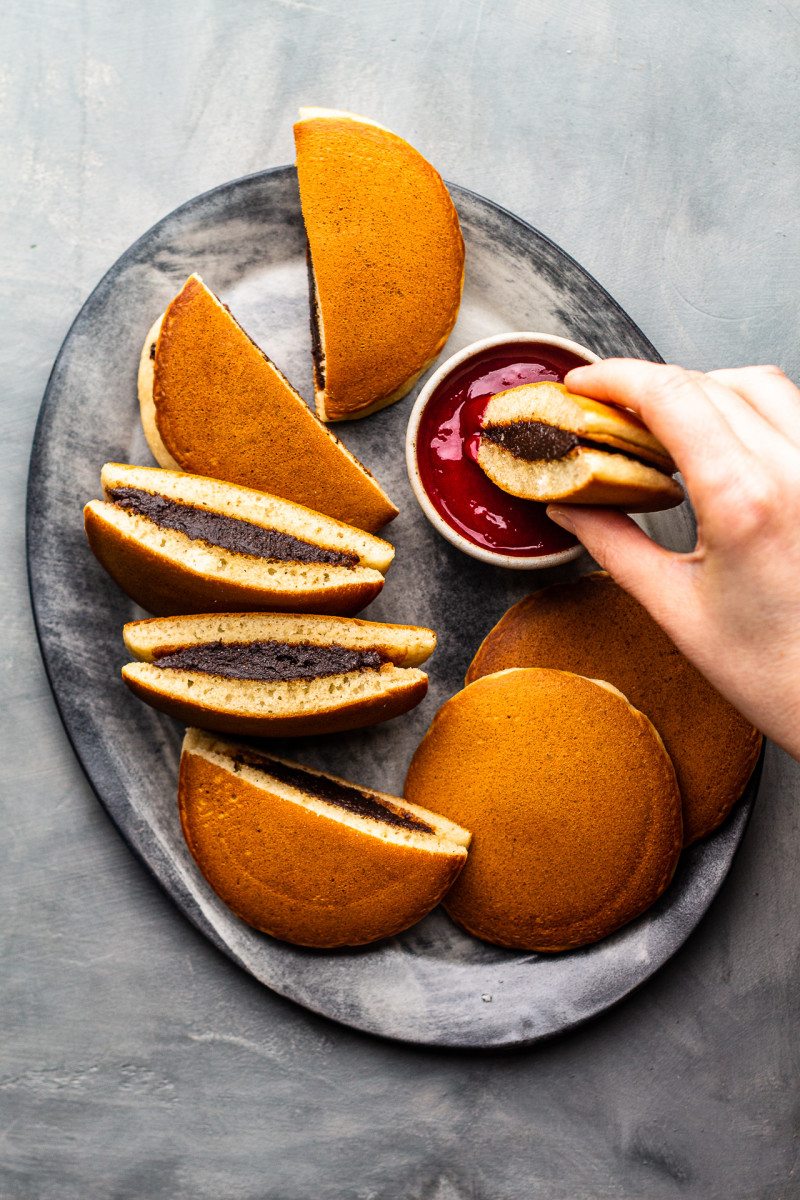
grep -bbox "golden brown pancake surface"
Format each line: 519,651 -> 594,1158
404,668 -> 683,951
150,275 -> 398,532
467,573 -> 761,845
179,729 -> 470,947
294,111 -> 465,421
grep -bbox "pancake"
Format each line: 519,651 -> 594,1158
122,612 -> 435,737
84,463 -> 394,617
467,573 -> 762,844
179,728 -> 471,948
404,668 -> 683,951
139,274 -> 398,532
294,108 -> 465,421
478,381 -> 684,511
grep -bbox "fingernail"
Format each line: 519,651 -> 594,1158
547,506 -> 576,533
564,365 -> 589,382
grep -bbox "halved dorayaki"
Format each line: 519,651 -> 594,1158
84,464 -> 394,617
122,612 -> 436,736
138,274 -> 398,532
294,108 -> 465,421
179,728 -> 471,947
478,381 -> 685,511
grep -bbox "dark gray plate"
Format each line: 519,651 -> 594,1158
27,167 -> 759,1048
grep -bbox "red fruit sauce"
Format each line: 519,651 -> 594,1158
415,341 -> 586,557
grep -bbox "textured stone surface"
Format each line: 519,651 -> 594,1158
3,0 -> 800,1195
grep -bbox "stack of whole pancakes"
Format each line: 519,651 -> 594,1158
405,667 -> 684,951
466,573 -> 762,846
404,573 -> 761,952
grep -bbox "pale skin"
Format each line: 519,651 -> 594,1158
545,360 -> 800,761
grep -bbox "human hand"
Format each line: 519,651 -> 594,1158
547,359 -> 800,760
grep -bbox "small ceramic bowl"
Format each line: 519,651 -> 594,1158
405,332 -> 600,569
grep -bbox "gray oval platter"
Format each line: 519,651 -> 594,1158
27,166 -> 760,1048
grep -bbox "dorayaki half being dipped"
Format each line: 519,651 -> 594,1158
122,612 -> 435,737
477,381 -> 685,511
294,108 -> 465,422
84,464 -> 394,617
138,274 -> 398,533
179,729 -> 471,948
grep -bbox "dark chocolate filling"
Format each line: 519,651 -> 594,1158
152,639 -> 386,682
231,750 -> 433,832
108,487 -> 359,568
481,420 -> 662,470
149,341 -> 156,360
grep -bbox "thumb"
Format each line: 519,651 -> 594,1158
547,505 -> 697,631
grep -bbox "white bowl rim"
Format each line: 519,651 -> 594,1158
405,332 -> 600,570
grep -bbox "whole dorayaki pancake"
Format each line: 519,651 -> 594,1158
139,274 -> 398,533
179,728 -> 471,948
404,668 -> 683,952
294,108 -> 465,421
466,573 -> 762,845
478,381 -> 684,512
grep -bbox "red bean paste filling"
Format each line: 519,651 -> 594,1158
108,487 -> 358,568
481,421 -> 658,469
305,239 -> 326,392
231,750 -> 433,832
152,639 -> 387,681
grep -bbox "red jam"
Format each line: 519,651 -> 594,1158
415,341 -> 586,557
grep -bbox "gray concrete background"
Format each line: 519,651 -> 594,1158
3,1 -> 800,1196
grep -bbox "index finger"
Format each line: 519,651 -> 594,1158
564,359 -> 752,493
706,365 -> 800,446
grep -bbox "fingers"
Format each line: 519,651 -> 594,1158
706,366 -> 800,446
547,505 -> 699,631
565,360 -> 757,498
692,373 -> 796,459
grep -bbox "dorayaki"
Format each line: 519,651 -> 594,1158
477,381 -> 684,511
122,612 -> 435,737
84,463 -> 394,617
404,668 -> 683,952
179,728 -> 471,948
138,274 -> 398,532
294,108 -> 465,421
467,573 -> 762,844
